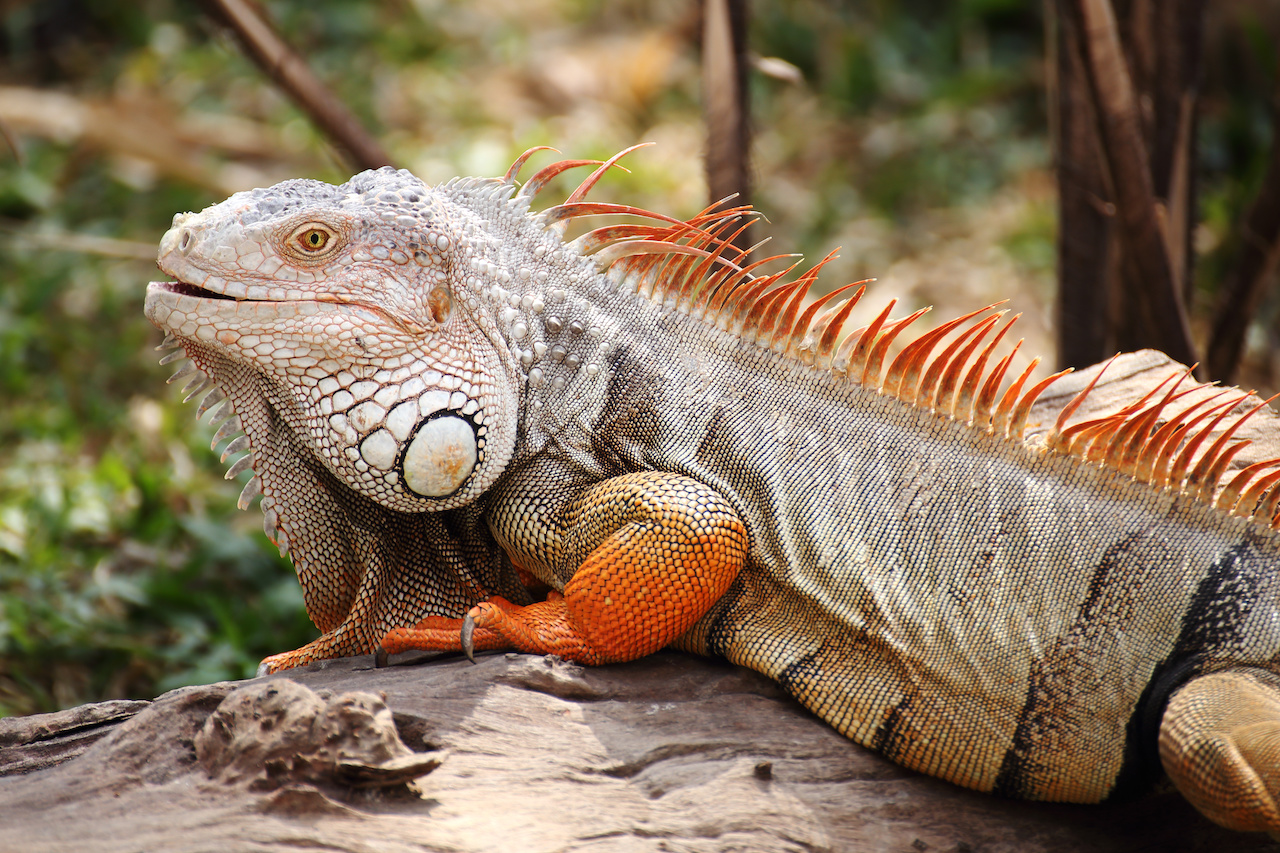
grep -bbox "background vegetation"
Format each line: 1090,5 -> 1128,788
0,0 -> 1275,716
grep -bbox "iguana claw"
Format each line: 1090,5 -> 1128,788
461,612 -> 477,664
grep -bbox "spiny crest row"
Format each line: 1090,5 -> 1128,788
502,146 -> 1280,530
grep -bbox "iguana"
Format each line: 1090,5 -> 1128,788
145,146 -> 1280,838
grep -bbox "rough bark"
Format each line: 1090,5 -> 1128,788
5,650 -> 1278,853
1052,0 -> 1205,374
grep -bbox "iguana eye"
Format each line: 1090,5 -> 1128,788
300,229 -> 328,250
284,221 -> 340,260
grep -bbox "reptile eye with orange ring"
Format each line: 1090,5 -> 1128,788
283,221 -> 341,261
300,229 -> 328,251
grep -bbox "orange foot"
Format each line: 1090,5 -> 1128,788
257,621 -> 370,675
380,591 -> 623,665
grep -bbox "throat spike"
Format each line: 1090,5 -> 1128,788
210,416 -> 243,449
196,387 -> 226,419
225,453 -> 253,480
182,376 -> 215,403
237,474 -> 263,511
167,361 -> 198,384
219,434 -> 251,464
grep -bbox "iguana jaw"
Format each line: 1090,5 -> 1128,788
145,231 -> 423,341
144,277 -> 391,352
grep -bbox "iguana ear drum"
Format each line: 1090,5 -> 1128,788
402,414 -> 478,498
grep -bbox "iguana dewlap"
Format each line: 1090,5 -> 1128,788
145,147 -> 1280,838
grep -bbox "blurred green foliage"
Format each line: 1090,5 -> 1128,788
0,148 -> 318,715
0,0 -> 1274,716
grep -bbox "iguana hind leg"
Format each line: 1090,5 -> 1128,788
1160,667 -> 1280,838
381,472 -> 749,665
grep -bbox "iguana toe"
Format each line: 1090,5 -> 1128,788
1161,668 -> 1280,838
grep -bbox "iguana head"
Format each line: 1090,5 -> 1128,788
142,149 -> 683,645
145,166 -> 523,513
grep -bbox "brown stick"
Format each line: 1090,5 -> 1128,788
197,0 -> 392,172
702,0 -> 752,252
1067,0 -> 1198,369
1147,0 -> 1205,305
1207,82 -> 1280,383
1052,0 -> 1114,370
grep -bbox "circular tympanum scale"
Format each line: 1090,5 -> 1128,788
403,414 -> 478,497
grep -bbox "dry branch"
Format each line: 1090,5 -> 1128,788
197,0 -> 392,173
1207,82 -> 1280,383
1067,0 -> 1197,369
701,0 -> 752,252
1052,2 -> 1114,370
3,643 -> 1275,853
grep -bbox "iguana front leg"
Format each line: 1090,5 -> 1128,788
1160,667 -> 1280,838
381,472 -> 749,664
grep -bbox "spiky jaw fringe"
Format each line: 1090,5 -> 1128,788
154,334 -> 281,555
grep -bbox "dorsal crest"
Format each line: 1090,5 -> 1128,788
497,146 -> 1280,533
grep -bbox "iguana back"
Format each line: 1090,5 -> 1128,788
144,148 -> 1280,838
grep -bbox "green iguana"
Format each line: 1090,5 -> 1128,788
144,146 -> 1280,838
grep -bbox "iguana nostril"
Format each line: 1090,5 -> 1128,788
180,230 -> 193,253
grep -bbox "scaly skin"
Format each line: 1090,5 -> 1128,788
146,151 -> 1280,839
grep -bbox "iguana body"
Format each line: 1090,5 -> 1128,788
145,148 -> 1280,837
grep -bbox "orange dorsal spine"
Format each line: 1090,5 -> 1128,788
503,150 -> 1280,532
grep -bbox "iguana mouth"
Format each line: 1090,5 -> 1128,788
151,280 -> 240,301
